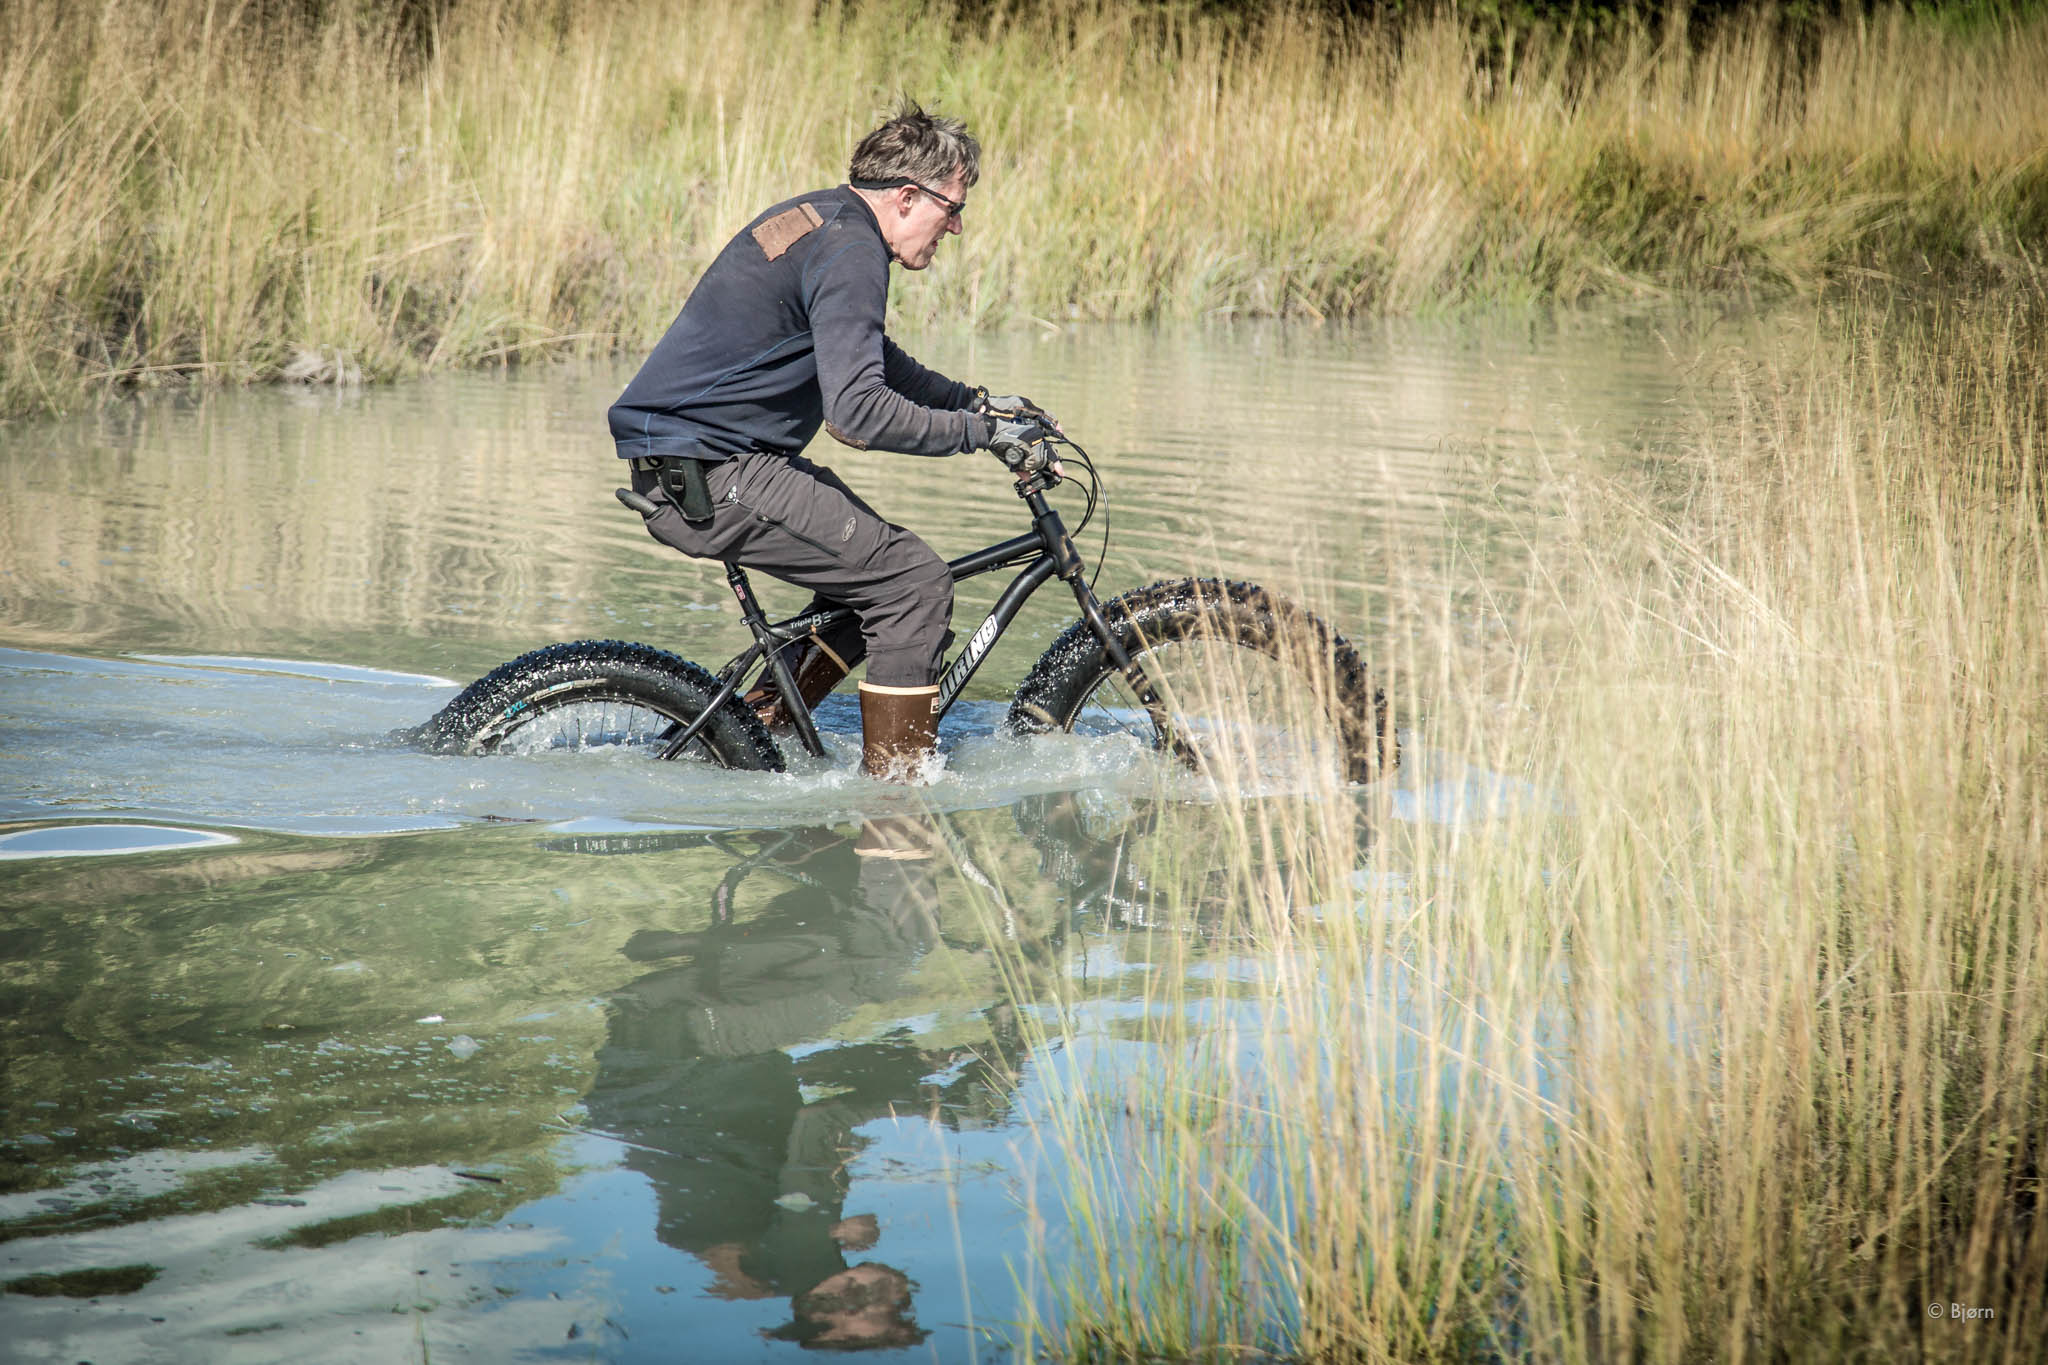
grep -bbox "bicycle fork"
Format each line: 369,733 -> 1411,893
1028,486 -> 1155,704
1019,483 -> 1197,764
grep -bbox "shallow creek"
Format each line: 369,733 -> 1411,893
2,310 -> 1733,1360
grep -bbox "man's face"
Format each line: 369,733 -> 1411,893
882,169 -> 967,271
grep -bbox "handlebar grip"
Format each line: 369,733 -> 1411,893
615,487 -> 660,517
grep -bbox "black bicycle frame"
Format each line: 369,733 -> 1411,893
652,478 -> 1142,762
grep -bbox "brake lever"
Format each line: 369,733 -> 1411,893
975,388 -> 1062,434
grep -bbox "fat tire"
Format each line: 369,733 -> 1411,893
412,640 -> 784,771
1006,578 -> 1393,784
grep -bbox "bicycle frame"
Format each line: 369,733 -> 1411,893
648,472 -> 1144,761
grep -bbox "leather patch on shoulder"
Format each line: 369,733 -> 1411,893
825,420 -> 869,450
752,202 -> 824,261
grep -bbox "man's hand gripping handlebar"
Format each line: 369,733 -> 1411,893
987,419 -> 1063,489
973,386 -> 1066,487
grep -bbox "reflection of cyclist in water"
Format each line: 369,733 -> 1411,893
580,818 -> 1009,1350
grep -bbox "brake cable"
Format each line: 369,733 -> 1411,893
1046,431 -> 1110,592
989,402 -> 1111,591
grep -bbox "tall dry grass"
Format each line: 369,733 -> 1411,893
4,0 -> 2046,416
990,289 -> 2046,1361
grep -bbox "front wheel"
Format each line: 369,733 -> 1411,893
412,640 -> 784,771
1006,579 -> 1393,786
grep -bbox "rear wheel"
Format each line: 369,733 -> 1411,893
1007,579 -> 1392,787
413,640 -> 784,771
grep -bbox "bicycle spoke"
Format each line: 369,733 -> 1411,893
1122,660 -> 1211,771
1071,636 -> 1344,787
490,696 -> 694,756
1076,675 -> 1159,747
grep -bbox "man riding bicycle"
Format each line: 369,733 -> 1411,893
607,101 -> 1048,781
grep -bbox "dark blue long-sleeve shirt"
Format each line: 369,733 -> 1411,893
608,186 -> 990,461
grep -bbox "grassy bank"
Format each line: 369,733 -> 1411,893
3,0 -> 2045,417
989,288 -> 2046,1360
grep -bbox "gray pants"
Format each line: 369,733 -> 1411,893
630,451 -> 953,688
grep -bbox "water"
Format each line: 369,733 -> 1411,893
1,312 -> 1723,1360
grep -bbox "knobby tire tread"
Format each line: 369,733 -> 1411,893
413,639 -> 784,772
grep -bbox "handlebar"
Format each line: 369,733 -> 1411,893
975,386 -> 1066,483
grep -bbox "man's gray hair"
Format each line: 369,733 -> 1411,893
849,100 -> 981,190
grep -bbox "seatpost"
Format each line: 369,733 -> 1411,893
725,562 -> 763,617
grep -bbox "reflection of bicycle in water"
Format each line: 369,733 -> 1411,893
414,424 -> 1394,785
1012,786 -> 1380,934
569,819 -> 1030,1350
558,787 -> 1360,1346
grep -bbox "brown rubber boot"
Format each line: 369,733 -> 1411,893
858,682 -> 940,782
743,633 -> 854,732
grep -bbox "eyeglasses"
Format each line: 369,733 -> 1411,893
907,181 -> 966,220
